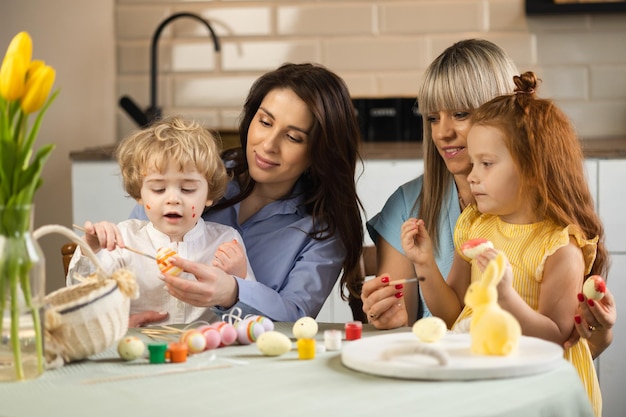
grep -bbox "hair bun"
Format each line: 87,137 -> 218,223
513,71 -> 538,95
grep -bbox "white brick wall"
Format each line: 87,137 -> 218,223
115,0 -> 626,140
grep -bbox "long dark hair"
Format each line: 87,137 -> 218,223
210,63 -> 364,300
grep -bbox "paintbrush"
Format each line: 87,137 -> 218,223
72,224 -> 156,260
388,277 -> 425,286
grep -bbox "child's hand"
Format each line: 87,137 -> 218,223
400,218 -> 433,266
476,249 -> 515,298
81,221 -> 124,253
212,239 -> 247,278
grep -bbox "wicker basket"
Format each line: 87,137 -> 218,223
33,225 -> 138,366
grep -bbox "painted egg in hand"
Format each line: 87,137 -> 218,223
156,247 -> 183,276
583,275 -> 606,301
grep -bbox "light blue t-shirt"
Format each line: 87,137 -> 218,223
366,175 -> 460,317
130,180 -> 345,322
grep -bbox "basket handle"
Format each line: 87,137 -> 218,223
33,224 -> 106,275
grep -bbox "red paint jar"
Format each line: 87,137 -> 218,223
345,321 -> 362,341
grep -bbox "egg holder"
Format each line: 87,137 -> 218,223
33,224 -> 138,368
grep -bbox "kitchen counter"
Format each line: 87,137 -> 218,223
70,137 -> 626,161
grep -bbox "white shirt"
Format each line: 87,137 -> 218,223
66,219 -> 255,325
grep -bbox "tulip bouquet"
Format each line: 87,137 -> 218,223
0,31 -> 57,380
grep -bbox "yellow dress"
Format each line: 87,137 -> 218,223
454,204 -> 601,417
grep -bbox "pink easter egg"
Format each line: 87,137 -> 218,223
236,319 -> 265,345
211,321 -> 237,347
180,329 -> 206,354
197,325 -> 222,350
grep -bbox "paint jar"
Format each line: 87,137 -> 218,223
324,329 -> 343,351
297,338 -> 316,360
345,321 -> 362,341
147,343 -> 168,364
167,342 -> 188,363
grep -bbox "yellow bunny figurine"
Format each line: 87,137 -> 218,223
464,251 -> 521,356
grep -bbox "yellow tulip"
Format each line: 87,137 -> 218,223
20,64 -> 55,114
0,54 -> 27,101
4,31 -> 32,67
28,59 -> 45,74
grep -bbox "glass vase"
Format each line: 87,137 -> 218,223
0,205 -> 46,381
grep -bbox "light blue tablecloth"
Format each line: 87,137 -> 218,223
0,323 -> 594,417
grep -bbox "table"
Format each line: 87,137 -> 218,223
0,323 -> 594,417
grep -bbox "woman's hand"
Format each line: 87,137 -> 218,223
162,256 -> 239,309
360,274 -> 407,329
212,239 -> 247,278
81,220 -> 124,253
564,285 -> 616,358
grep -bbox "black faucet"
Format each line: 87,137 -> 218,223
119,12 -> 221,127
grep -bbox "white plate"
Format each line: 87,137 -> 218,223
341,332 -> 564,380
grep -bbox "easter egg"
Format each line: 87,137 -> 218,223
211,321 -> 238,346
292,317 -> 318,339
180,329 -> 207,353
583,275 -> 606,301
156,247 -> 183,276
197,325 -> 222,350
461,238 -> 494,260
256,331 -> 293,356
412,316 -> 447,343
117,336 -> 146,361
248,315 -> 274,331
236,319 -> 265,345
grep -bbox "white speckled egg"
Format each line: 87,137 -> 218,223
412,317 -> 447,343
117,336 -> 146,361
292,317 -> 318,339
256,331 -> 293,356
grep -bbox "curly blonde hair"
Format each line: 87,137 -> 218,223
115,116 -> 229,204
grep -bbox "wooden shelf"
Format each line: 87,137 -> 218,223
526,0 -> 626,15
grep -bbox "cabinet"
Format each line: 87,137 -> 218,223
317,159 -> 424,323
596,160 -> 626,417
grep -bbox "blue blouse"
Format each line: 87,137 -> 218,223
366,175 -> 460,317
131,180 -> 345,321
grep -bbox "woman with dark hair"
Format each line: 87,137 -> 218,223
131,63 -> 363,324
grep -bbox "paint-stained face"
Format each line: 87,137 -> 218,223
139,161 -> 212,242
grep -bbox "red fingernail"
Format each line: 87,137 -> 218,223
381,276 -> 389,283
577,293 -> 585,302
395,292 -> 403,299
395,284 -> 404,290
587,299 -> 595,307
574,315 -> 582,324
